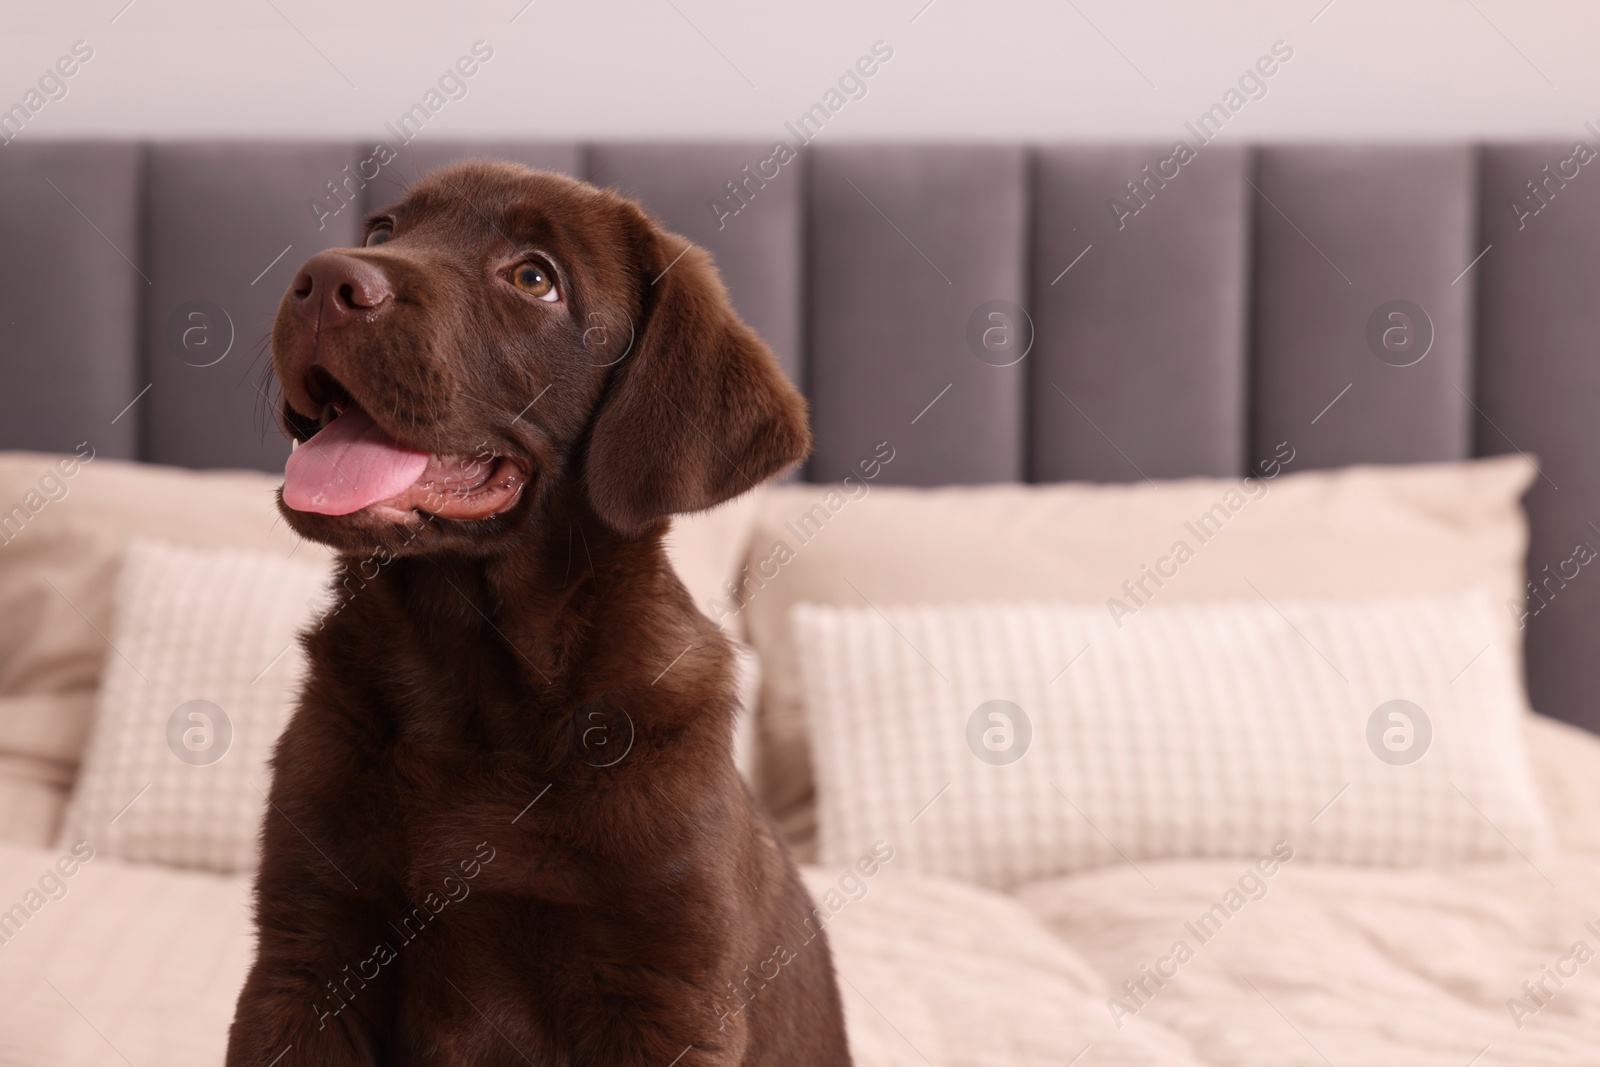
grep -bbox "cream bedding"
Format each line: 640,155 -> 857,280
1011,713 -> 1600,1064
0,844 -> 1200,1066
1017,852 -> 1600,1065
1,714 -> 1595,1064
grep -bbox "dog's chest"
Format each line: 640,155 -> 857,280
377,695 -> 655,905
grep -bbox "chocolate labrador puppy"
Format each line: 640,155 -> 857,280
225,161 -> 850,1066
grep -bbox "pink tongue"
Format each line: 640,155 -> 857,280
282,406 -> 429,516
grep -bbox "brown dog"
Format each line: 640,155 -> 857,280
225,161 -> 851,1066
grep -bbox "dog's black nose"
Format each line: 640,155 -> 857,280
291,251 -> 392,326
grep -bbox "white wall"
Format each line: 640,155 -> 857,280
4,0 -> 1599,145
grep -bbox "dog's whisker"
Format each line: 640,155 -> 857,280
235,333 -> 282,448
576,523 -> 597,588
246,364 -> 284,448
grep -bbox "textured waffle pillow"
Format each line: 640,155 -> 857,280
55,532 -> 768,873
55,538 -> 332,872
793,592 -> 1550,889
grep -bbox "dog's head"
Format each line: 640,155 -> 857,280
271,160 -> 809,556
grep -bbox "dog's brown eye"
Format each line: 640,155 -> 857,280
510,261 -> 558,301
364,227 -> 392,247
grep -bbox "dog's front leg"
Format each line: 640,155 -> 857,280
225,881 -> 402,1067
226,800 -> 398,1064
227,951 -> 391,1067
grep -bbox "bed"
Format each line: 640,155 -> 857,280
4,139 -> 1600,1060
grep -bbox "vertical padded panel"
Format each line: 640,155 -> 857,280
1031,145 -> 1249,482
807,145 -> 1028,484
1477,144 -> 1600,733
0,144 -> 143,458
587,143 -> 803,386
145,143 -> 363,471
1251,146 -> 1475,469
360,141 -> 583,213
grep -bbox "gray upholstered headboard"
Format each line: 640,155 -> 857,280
3,141 -> 1598,734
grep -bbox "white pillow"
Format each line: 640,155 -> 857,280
58,536 -> 766,873
56,538 -> 330,872
793,592 -> 1550,889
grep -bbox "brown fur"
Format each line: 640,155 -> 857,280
225,162 -> 850,1066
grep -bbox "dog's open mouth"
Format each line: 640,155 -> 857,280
283,403 -> 527,521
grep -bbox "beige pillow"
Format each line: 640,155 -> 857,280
0,693 -> 94,845
0,452 -> 764,845
0,453 -> 325,845
662,487 -> 766,639
0,452 -> 326,698
741,457 -> 1537,855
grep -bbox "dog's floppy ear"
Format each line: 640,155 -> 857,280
585,215 -> 810,536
